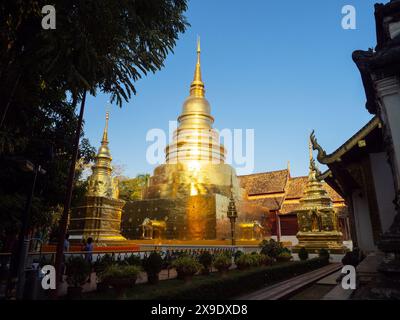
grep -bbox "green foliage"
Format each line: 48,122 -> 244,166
172,256 -> 201,278
259,254 -> 274,266
298,247 -> 309,261
234,250 -> 244,263
259,239 -> 286,259
318,248 -> 330,260
100,264 -> 141,282
213,253 -> 232,273
93,254 -> 114,274
198,251 -> 213,274
235,254 -> 259,270
66,256 -> 91,287
143,252 -> 163,276
99,258 -> 329,300
118,174 -> 150,201
0,0 -> 189,242
124,254 -> 142,267
276,251 -> 293,262
341,248 -> 364,267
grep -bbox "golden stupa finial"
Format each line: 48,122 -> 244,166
102,112 -> 109,144
190,36 -> 205,97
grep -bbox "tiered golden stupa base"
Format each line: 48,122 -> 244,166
294,232 -> 348,254
70,196 -> 126,244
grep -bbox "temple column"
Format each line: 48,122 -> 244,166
374,76 -> 400,282
375,76 -> 400,188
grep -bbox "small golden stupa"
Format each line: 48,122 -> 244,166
69,113 -> 126,244
294,140 -> 346,253
122,39 -> 266,243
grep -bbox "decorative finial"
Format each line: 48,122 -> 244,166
102,112 -> 109,144
287,160 -> 291,174
190,37 -> 205,97
197,35 -> 201,55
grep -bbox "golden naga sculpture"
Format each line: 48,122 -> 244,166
69,113 -> 126,244
294,138 -> 347,253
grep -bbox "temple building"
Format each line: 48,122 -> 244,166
238,164 -> 350,247
122,39 -> 268,243
69,113 -> 126,244
311,0 -> 400,298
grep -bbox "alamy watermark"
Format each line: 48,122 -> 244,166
341,265 -> 356,290
41,5 -> 56,30
342,5 -> 356,30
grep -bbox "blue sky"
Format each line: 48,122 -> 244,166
83,0 -> 378,178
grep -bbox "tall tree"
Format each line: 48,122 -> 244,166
1,0 -> 189,297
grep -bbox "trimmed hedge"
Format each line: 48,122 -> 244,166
125,257 -> 329,300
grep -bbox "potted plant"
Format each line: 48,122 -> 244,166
100,264 -> 141,298
213,253 -> 232,276
65,256 -> 91,299
234,250 -> 244,264
93,254 -> 114,292
235,254 -> 254,270
259,239 -> 284,260
260,254 -> 274,266
198,251 -> 213,275
319,248 -> 330,261
172,256 -> 201,283
298,247 -> 309,261
143,252 -> 163,284
276,251 -> 293,262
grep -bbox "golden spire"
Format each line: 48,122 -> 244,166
102,112 -> 109,144
190,36 -> 205,97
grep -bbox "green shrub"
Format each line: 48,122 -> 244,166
319,248 -> 330,260
298,247 -> 309,261
259,239 -> 285,259
249,253 -> 263,267
172,256 -> 201,279
100,264 -> 141,282
276,251 -> 293,262
143,252 -> 163,284
234,250 -> 244,263
259,254 -> 273,266
235,253 -> 261,270
342,248 -> 364,267
124,254 -> 142,266
138,257 -> 329,300
198,251 -> 213,275
66,256 -> 91,287
213,253 -> 232,273
94,254 -> 114,275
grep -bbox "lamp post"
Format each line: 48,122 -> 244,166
227,191 -> 238,246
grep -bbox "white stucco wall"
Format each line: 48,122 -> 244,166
369,152 -> 397,233
352,190 -> 376,252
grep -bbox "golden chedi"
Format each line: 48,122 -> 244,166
294,141 -> 346,253
122,39 -> 256,242
69,113 -> 126,244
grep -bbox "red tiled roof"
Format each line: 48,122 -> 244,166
285,176 -> 308,199
238,169 -> 289,196
249,197 -> 285,211
285,176 -> 344,202
280,202 -> 302,214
